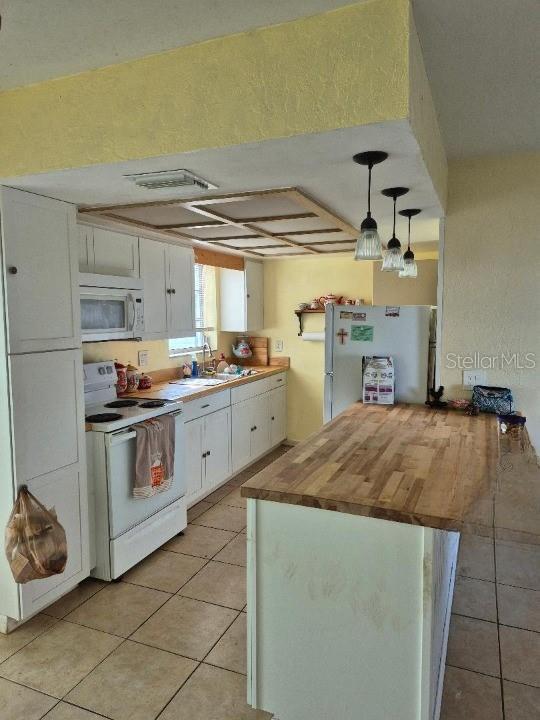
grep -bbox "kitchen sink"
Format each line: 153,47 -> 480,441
169,371 -> 258,387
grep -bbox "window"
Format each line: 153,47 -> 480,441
169,264 -> 217,356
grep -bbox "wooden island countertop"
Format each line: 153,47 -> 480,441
241,402 -> 499,532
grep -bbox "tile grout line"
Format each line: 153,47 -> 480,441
492,496 -> 507,719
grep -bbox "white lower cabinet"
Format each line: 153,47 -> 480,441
269,386 -> 287,446
231,383 -> 285,474
20,464 -> 88,618
185,406 -> 231,503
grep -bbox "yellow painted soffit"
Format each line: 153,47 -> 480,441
0,0 -> 410,178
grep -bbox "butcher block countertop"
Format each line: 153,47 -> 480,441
241,403 -> 500,532
127,365 -> 286,403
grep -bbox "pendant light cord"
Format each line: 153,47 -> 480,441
367,163 -> 372,217
408,216 -> 411,251
392,195 -> 396,237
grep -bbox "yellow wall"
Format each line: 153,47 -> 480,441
441,153 -> 540,450
0,0 -> 410,178
373,258 -> 438,305
262,251 -> 439,441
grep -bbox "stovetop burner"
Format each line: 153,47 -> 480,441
86,413 -> 123,423
104,399 -> 139,408
139,400 -> 167,408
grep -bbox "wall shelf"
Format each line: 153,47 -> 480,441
294,308 -> 325,336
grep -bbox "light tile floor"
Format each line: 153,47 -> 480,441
0,446 -> 287,720
1,442 -> 538,720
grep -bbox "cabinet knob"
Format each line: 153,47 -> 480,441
207,450 -> 211,456
167,288 -> 172,294
171,288 -> 176,294
8,266 -> 18,275
253,425 -> 257,431
271,416 -> 275,421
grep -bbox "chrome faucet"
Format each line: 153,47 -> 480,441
201,335 -> 215,375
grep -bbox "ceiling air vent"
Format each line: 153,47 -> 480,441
124,169 -> 217,191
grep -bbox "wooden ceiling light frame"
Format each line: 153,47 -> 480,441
79,188 -> 358,258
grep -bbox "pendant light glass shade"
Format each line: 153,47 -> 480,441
354,216 -> 382,260
381,187 -> 409,272
398,208 -> 421,279
352,151 -> 388,261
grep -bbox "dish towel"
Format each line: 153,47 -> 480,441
133,415 -> 175,498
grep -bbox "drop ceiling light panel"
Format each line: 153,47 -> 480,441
208,195 -> 306,220
255,246 -> 311,255
315,242 -> 357,252
218,237 -> 286,248
289,230 -> 354,244
79,188 -> 359,257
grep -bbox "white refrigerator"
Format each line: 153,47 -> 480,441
324,304 -> 433,422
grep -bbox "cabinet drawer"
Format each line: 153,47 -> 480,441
231,377 -> 272,405
182,389 -> 231,422
268,372 -> 287,390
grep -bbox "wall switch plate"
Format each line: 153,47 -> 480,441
463,370 -> 487,388
275,339 -> 284,352
138,350 -> 149,367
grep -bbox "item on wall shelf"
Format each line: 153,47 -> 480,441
472,385 -> 513,415
318,294 -> 344,306
426,386 -> 448,409
5,486 -> 68,584
353,150 -> 388,260
138,373 -> 152,390
310,299 -> 322,310
297,303 -> 310,311
381,187 -> 409,272
398,208 -> 421,278
126,363 -> 140,393
115,361 -> 128,395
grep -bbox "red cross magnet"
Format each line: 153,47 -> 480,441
336,328 -> 349,345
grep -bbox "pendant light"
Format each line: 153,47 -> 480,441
380,187 -> 409,272
352,151 -> 388,260
398,208 -> 421,278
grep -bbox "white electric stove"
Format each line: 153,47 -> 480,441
84,361 -> 187,580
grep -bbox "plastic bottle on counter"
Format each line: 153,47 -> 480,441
216,353 -> 229,373
191,354 -> 199,378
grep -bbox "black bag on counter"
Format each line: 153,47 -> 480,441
472,385 -> 513,414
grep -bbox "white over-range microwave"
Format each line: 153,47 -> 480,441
80,273 -> 145,342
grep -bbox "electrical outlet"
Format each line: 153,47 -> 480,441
275,339 -> 284,352
463,370 -> 487,388
138,350 -> 149,367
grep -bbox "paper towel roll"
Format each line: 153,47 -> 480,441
301,332 -> 325,342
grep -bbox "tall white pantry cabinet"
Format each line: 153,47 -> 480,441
0,188 -> 88,629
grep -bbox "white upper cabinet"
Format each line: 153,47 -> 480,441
0,188 -> 80,354
139,238 -> 168,339
77,225 -> 139,278
167,244 -> 195,337
139,240 -> 195,340
220,260 -> 264,332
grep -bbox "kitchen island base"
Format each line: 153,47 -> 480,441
246,500 -> 459,720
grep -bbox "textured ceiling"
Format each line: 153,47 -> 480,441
1,0 -> 537,158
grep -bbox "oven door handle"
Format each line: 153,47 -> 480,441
108,430 -> 137,446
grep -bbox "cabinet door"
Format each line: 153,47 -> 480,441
20,463 -> 89,618
245,260 -> 264,331
220,268 -> 246,332
167,245 -> 195,337
184,417 -> 204,500
10,349 -> 84,483
139,238 -> 168,339
269,386 -> 287,446
231,399 -> 253,473
0,188 -> 80,353
78,225 -> 94,272
92,228 -> 139,277
203,407 -> 231,490
250,393 -> 271,460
